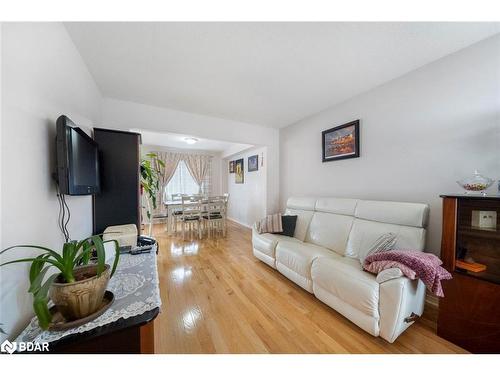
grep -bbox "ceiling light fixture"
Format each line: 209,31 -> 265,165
184,137 -> 199,145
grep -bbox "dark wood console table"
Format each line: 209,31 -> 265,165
47,307 -> 159,353
15,250 -> 161,354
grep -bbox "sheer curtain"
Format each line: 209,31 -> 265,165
163,156 -> 212,199
184,154 -> 211,193
153,151 -> 182,214
164,160 -> 200,198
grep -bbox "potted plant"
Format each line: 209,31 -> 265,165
0,235 -> 120,330
141,152 -> 165,234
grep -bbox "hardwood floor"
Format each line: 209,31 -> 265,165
151,220 -> 467,353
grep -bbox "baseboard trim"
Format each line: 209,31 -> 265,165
227,217 -> 252,229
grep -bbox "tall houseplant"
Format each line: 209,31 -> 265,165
0,236 -> 119,330
141,152 -> 165,234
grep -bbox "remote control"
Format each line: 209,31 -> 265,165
130,244 -> 153,255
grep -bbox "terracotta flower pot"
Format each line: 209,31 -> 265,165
49,264 -> 111,321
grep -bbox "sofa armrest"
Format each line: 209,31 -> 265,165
376,268 -> 404,284
379,276 -> 426,343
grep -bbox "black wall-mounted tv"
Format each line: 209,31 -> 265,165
56,115 -> 100,195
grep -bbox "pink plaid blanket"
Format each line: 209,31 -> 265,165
363,250 -> 452,297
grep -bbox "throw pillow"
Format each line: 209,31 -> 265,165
255,213 -> 283,234
281,215 -> 298,237
358,232 -> 397,264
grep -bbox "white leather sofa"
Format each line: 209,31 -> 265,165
252,197 -> 429,343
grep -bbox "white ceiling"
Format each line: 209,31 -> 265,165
65,22 -> 500,128
132,128 -> 252,155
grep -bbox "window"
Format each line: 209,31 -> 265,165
164,160 -> 211,199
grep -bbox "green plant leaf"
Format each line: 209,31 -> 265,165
33,297 -> 51,331
38,272 -> 58,298
1,257 -> 66,274
92,235 -> 105,276
0,245 -> 64,263
80,241 -> 92,265
32,273 -> 59,330
72,246 -> 92,267
62,242 -> 76,273
29,254 -> 51,284
28,266 -> 52,293
103,239 -> 120,277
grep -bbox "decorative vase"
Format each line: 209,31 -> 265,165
49,264 -> 110,321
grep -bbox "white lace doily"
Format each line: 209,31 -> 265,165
15,248 -> 162,344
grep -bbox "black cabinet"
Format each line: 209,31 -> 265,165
93,128 -> 141,235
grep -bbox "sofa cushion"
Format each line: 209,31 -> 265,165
286,197 -> 316,211
314,197 -> 358,216
284,208 -> 314,242
275,240 -> 340,292
305,212 -> 354,255
354,200 -> 429,228
252,230 -> 300,258
345,218 -> 426,259
311,256 -> 380,319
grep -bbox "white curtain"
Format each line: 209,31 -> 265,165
155,151 -> 182,211
184,154 -> 212,194
149,151 -> 212,212
164,160 -> 201,198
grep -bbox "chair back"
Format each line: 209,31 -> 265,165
181,195 -> 202,219
206,197 -> 226,219
171,193 -> 184,201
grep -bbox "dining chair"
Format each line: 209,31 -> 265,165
202,197 -> 227,238
180,195 -> 203,240
170,193 -> 185,233
223,193 -> 229,231
189,193 -> 205,201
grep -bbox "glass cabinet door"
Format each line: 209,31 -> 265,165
456,198 -> 500,284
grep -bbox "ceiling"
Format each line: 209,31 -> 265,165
65,22 -> 500,128
132,128 -> 252,155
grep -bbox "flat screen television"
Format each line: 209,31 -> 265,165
56,115 -> 100,195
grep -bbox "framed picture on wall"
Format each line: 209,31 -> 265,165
248,155 -> 259,172
235,158 -> 244,183
229,160 -> 235,173
322,120 -> 360,162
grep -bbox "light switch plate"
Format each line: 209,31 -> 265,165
471,210 -> 497,230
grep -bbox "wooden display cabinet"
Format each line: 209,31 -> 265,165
437,194 -> 500,353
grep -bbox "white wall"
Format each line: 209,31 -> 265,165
102,98 -> 280,217
280,35 -> 500,255
0,23 -> 102,340
224,147 -> 267,227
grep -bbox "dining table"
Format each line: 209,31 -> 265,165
163,199 -> 210,234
